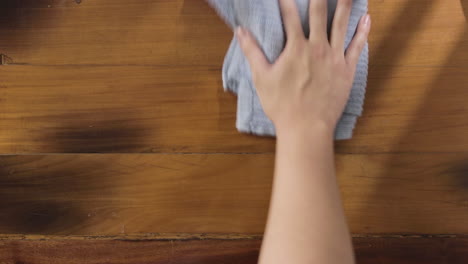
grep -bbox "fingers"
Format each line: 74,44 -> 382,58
345,14 -> 371,66
236,27 -> 271,79
309,0 -> 328,43
279,0 -> 304,41
331,0 -> 352,51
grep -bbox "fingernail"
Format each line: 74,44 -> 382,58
364,14 -> 371,26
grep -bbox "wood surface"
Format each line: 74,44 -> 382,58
0,153 -> 467,235
0,0 -> 466,67
0,0 -> 467,153
1,65 -> 468,153
0,237 -> 467,264
0,0 -> 467,262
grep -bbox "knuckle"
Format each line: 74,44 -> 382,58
286,39 -> 305,53
311,43 -> 328,59
332,54 -> 344,66
296,40 -> 307,50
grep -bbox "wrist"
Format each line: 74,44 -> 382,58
275,120 -> 334,143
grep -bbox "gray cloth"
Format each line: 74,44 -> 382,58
207,0 -> 369,139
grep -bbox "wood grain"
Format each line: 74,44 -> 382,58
0,65 -> 467,153
0,0 -> 466,67
0,0 -> 231,66
0,0 -> 467,153
0,0 -> 467,258
0,153 -> 467,235
0,65 -> 275,153
0,237 -> 467,264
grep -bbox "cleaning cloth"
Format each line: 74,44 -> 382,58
207,0 -> 369,139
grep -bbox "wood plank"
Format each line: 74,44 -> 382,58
1,0 -> 466,154
0,65 -> 275,153
0,0 -> 466,67
369,0 -> 468,67
1,65 -> 467,153
0,0 -> 231,66
0,153 -> 467,235
338,65 -> 468,153
353,237 -> 468,264
0,237 -> 467,264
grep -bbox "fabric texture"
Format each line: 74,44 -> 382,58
207,0 -> 369,139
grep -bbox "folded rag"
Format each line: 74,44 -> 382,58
207,0 -> 369,140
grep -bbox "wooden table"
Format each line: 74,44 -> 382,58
0,0 -> 467,263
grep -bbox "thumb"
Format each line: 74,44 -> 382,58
236,27 -> 270,77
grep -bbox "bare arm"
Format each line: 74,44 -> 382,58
236,0 -> 371,263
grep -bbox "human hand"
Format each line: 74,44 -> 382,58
236,0 -> 371,135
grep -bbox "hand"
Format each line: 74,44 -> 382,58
236,0 -> 371,135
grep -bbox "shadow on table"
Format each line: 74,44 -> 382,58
0,0 -> 158,65
346,0 -> 468,234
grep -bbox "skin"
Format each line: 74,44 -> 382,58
236,0 -> 371,263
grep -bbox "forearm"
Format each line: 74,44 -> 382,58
235,0 -> 370,262
259,123 -> 354,264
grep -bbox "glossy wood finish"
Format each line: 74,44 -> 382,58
0,0 -> 467,262
0,153 -> 467,235
0,0 -> 467,153
0,237 -> 467,264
